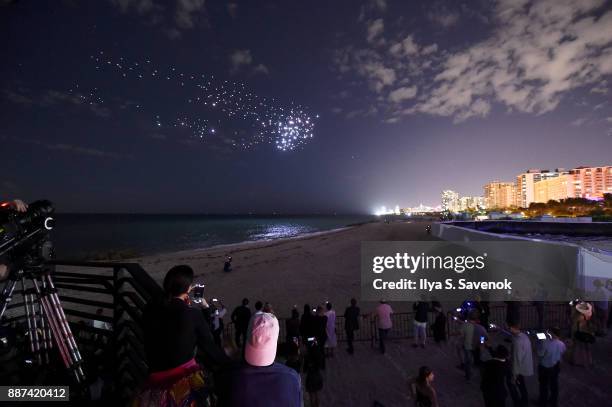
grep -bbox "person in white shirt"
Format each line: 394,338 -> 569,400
537,327 -> 566,407
324,302 -> 337,357
373,300 -> 393,354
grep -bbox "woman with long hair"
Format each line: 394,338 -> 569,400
132,265 -> 231,407
409,366 -> 438,407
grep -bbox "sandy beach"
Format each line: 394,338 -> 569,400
135,220 -> 436,314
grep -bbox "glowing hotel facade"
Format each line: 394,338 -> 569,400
523,165 -> 612,207
566,166 -> 612,200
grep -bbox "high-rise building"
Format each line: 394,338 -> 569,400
567,165 -> 612,199
534,174 -> 571,203
484,182 -> 516,209
459,196 -> 485,211
441,190 -> 460,212
515,169 -> 566,208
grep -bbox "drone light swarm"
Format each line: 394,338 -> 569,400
78,51 -> 317,151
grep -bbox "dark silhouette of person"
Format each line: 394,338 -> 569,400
231,298 -> 251,348
344,298 -> 360,355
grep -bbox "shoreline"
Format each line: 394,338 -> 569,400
146,224 -> 360,259
133,220 -> 434,313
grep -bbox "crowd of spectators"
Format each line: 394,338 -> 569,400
127,264 -> 607,407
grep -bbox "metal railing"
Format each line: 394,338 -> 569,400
223,303 -> 571,346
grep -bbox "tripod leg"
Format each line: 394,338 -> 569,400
0,278 -> 17,321
21,277 -> 41,364
39,276 -> 52,364
31,279 -> 74,379
44,275 -> 86,381
29,287 -> 45,365
37,276 -> 51,364
33,275 -> 86,383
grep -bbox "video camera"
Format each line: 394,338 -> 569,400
0,200 -> 55,271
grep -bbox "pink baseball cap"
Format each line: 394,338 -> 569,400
245,312 -> 279,367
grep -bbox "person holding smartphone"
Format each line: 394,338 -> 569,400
472,317 -> 488,366
134,265 -> 231,406
536,327 -> 566,407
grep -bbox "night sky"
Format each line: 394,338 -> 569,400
2,0 -> 612,214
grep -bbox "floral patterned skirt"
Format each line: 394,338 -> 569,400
132,359 -> 211,407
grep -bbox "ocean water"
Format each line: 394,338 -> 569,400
49,214 -> 375,259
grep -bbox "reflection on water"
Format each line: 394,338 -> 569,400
250,224 -> 312,240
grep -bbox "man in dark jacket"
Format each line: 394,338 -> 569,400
226,312 -> 302,407
481,345 -> 511,407
231,298 -> 251,348
344,298 -> 360,355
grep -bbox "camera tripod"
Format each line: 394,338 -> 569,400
0,265 -> 85,384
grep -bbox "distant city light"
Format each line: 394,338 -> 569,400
374,203 -> 442,216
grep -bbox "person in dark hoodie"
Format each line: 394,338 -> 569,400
135,265 -> 231,406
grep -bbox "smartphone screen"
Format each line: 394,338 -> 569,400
192,284 -> 205,299
536,333 -> 547,340
191,284 -> 205,302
